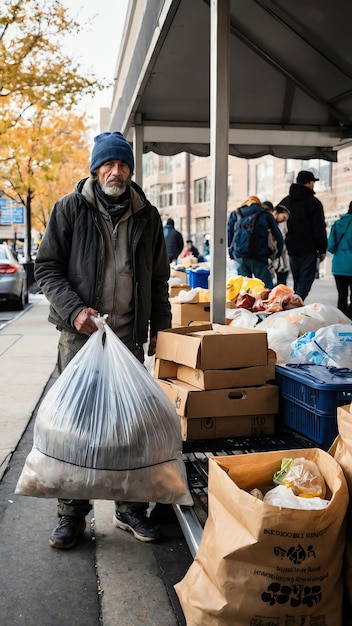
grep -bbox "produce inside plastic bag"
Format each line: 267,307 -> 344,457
15,320 -> 193,505
263,456 -> 329,509
273,457 -> 326,498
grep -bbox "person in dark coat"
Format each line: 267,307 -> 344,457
163,217 -> 184,263
35,131 -> 171,550
278,170 -> 327,300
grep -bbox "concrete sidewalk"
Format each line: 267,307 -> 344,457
0,294 -> 184,626
0,294 -> 58,481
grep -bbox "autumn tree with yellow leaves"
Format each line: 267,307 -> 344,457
0,0 -> 102,133
0,110 -> 91,231
0,0 -> 105,259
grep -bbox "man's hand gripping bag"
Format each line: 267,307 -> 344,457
175,448 -> 348,626
15,320 -> 192,506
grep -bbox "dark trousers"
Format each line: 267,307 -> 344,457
288,254 -> 317,301
236,258 -> 274,289
334,275 -> 352,319
276,270 -> 289,285
57,499 -> 147,518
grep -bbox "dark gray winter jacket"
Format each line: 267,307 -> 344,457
34,178 -> 171,350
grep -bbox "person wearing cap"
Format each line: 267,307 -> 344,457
163,217 -> 184,263
34,131 -> 171,549
278,170 -> 327,300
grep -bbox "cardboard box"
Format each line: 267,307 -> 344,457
156,324 -> 268,370
154,358 -> 268,390
169,284 -> 191,298
266,349 -> 277,382
157,379 -> 278,418
170,268 -> 188,281
180,414 -> 275,440
171,302 -> 211,326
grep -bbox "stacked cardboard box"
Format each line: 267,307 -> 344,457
169,284 -> 191,298
154,324 -> 278,441
170,301 -> 211,326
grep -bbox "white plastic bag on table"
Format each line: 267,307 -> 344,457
264,317 -> 299,363
257,303 -> 350,336
226,308 -> 258,328
15,319 -> 193,505
290,324 -> 352,367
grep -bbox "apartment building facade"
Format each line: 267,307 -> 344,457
142,147 -> 352,260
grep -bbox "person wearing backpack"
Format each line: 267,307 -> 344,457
227,196 -> 284,288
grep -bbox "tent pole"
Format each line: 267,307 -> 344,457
209,0 -> 230,324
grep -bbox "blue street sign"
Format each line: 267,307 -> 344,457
0,201 -> 25,225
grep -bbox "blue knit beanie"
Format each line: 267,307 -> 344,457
90,132 -> 134,173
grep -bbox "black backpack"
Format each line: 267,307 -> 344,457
231,209 -> 265,258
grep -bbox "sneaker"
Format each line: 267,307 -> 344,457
113,510 -> 162,543
49,515 -> 86,550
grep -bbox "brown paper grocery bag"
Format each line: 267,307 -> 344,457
330,405 -> 352,612
175,448 -> 348,626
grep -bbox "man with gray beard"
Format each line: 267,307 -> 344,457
35,132 -> 171,549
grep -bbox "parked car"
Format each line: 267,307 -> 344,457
0,243 -> 27,310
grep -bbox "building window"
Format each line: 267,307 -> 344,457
176,182 -> 185,206
285,159 -> 332,192
142,153 -> 159,177
149,184 -> 159,207
256,160 -> 274,201
195,216 -> 210,236
159,156 -> 174,174
151,183 -> 173,209
175,153 -> 185,168
194,177 -> 209,203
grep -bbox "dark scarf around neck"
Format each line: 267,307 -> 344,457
95,183 -> 131,227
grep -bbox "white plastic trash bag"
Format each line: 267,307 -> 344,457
227,308 -> 259,328
15,319 -> 193,505
257,303 -> 350,336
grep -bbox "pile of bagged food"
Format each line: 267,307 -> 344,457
226,277 -> 304,312
172,276 -> 304,312
171,274 -> 352,366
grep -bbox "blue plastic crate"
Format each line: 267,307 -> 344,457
186,268 -> 210,289
275,364 -> 352,446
